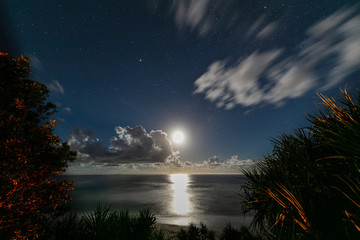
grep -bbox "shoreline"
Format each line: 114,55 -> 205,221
155,223 -> 223,239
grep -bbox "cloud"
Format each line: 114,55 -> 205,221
142,155 -> 254,173
245,16 -> 279,40
68,128 -> 108,158
56,118 -> 65,125
128,155 -> 253,174
68,126 -> 179,166
256,21 -> 278,39
68,155 -> 254,174
169,1 -> 276,39
246,15 -> 266,38
265,63 -> 316,105
63,107 -> 71,113
194,6 -> 360,109
169,0 -> 244,36
202,155 -> 254,170
194,50 -> 282,109
66,128 -> 255,174
170,0 -> 211,35
48,80 -> 64,94
203,155 -> 221,167
299,7 -> 360,89
28,54 -> 43,71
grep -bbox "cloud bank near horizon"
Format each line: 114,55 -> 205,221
68,126 -> 179,166
67,125 -> 255,174
66,153 -> 255,175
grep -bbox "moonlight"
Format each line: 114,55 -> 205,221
172,131 -> 185,144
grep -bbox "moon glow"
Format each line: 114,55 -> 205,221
172,131 -> 185,144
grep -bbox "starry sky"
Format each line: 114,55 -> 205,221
1,0 -> 360,174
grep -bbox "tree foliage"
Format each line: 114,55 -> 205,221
241,89 -> 360,239
0,53 -> 76,239
41,205 -> 169,240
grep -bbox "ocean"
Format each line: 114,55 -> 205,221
63,174 -> 253,230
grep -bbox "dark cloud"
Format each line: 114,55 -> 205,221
68,126 -> 179,166
68,128 -> 108,158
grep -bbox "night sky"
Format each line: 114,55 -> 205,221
2,0 -> 360,174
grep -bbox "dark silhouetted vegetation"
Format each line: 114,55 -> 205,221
241,89 -> 360,239
40,204 -> 169,240
32,204 -> 261,240
177,223 -> 215,240
220,224 -> 263,240
0,53 -> 76,239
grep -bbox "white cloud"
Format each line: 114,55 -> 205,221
298,7 -> 360,90
28,54 -> 43,71
306,7 -> 355,37
203,155 -> 221,167
194,6 -> 360,109
203,155 -> 254,171
171,0 -> 211,35
194,50 -> 282,108
265,65 -> 316,105
256,21 -> 278,39
63,107 -> 71,113
246,15 -> 266,38
139,155 -> 255,174
79,155 -> 255,174
170,0 -> 242,36
169,1 -> 277,39
48,80 -> 64,94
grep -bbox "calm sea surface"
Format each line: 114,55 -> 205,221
63,174 -> 253,229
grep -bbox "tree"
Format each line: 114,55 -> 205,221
308,90 -> 360,235
0,53 -> 76,239
240,89 -> 360,239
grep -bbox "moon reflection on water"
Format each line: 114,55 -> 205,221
170,174 -> 190,218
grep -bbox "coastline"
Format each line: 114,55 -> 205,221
156,223 -> 223,239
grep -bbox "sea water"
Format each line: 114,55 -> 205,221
64,174 -> 253,230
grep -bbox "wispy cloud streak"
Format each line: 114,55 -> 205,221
194,7 -> 360,109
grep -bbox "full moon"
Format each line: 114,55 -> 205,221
172,131 -> 185,144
